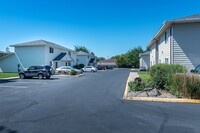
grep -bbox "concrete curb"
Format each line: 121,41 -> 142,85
123,72 -> 200,104
0,77 -> 19,80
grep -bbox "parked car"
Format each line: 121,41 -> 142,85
82,66 -> 97,72
56,66 -> 82,74
97,65 -> 106,70
19,65 -> 54,79
190,65 -> 200,73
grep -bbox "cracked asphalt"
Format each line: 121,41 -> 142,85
0,69 -> 200,133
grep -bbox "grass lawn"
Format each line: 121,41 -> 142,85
0,73 -> 18,78
138,71 -> 151,81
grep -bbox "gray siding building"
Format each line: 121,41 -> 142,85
147,14 -> 200,71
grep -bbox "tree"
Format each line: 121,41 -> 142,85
74,45 -> 90,54
91,52 -> 95,55
114,46 -> 144,68
127,46 -> 144,68
97,57 -> 105,62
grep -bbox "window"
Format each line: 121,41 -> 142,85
165,31 -> 169,43
68,51 -> 71,56
165,58 -> 169,64
49,47 -> 54,53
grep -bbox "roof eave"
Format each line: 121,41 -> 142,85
147,21 -> 172,48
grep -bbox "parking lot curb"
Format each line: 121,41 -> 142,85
0,77 -> 19,80
123,72 -> 200,104
75,74 -> 84,77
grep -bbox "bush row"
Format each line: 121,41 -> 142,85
149,64 -> 186,90
172,74 -> 200,99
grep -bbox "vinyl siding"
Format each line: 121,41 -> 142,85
0,54 -> 21,72
150,43 -> 156,66
15,46 -> 45,69
44,46 -> 77,67
173,23 -> 200,70
139,55 -> 150,69
157,29 -> 171,64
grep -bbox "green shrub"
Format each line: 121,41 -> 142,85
150,64 -> 186,90
128,80 -> 151,92
172,74 -> 200,99
70,70 -> 77,75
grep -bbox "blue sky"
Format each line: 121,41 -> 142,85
0,0 -> 200,58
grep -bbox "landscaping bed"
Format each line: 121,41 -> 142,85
127,64 -> 200,101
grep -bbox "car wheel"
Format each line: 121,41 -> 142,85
19,74 -> 25,79
38,74 -> 44,79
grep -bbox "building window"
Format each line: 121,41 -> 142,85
49,47 -> 54,53
68,51 -> 71,56
165,58 -> 169,64
165,31 -> 169,43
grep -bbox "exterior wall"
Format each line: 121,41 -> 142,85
44,46 -> 77,67
139,55 -> 150,69
77,55 -> 88,67
0,54 -> 21,72
157,29 -> 171,64
150,43 -> 156,66
15,46 -> 45,69
173,23 -> 200,71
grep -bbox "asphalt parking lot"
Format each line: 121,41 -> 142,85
0,69 -> 200,133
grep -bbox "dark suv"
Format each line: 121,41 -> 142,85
19,65 -> 54,79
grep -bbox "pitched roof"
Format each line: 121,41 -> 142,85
53,52 -> 74,62
171,14 -> 200,22
89,58 -> 95,63
10,40 -> 74,52
139,51 -> 150,57
53,53 -> 67,61
147,14 -> 200,48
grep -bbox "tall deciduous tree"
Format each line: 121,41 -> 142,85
115,46 -> 144,68
74,45 -> 90,54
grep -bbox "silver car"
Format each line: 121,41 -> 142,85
82,66 -> 97,72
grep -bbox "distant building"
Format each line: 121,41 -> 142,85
97,59 -> 117,67
76,51 -> 97,67
0,40 -> 77,72
139,52 -> 150,70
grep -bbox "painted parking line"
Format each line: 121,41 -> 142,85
0,86 -> 28,89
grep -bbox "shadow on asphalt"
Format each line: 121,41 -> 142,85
0,125 -> 18,133
0,79 -> 17,84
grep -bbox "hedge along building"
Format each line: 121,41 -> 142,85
147,14 -> 200,71
0,40 -> 77,72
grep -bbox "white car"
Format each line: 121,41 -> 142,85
82,66 -> 97,72
56,66 -> 82,74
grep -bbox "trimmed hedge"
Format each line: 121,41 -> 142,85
172,74 -> 200,99
70,70 -> 78,75
150,64 -> 186,90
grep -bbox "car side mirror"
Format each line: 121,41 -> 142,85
27,68 -> 30,71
